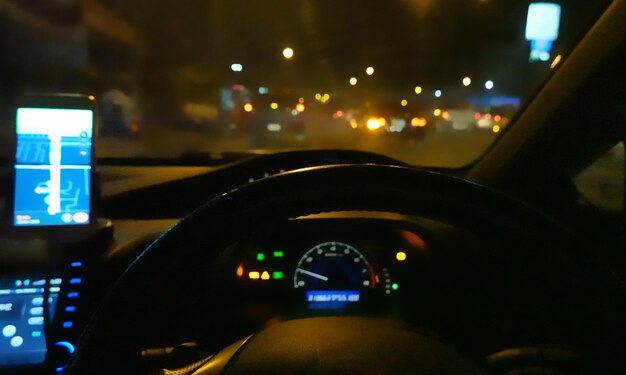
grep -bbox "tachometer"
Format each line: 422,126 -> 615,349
293,242 -> 375,290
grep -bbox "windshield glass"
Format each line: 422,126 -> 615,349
0,0 -> 612,166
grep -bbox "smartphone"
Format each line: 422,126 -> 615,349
12,94 -> 97,228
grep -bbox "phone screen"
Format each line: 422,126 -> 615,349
13,107 -> 93,226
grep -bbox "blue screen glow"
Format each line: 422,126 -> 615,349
14,108 -> 93,226
525,3 -> 561,41
306,290 -> 360,303
0,276 -> 60,366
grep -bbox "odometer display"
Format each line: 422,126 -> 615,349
293,242 -> 375,291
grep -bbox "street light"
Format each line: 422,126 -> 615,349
485,80 -> 494,90
414,86 -> 423,94
462,77 -> 471,86
349,77 -> 358,86
282,47 -> 294,59
366,66 -> 374,76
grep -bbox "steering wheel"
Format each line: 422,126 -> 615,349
68,164 -> 606,374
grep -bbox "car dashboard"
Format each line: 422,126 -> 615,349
0,152 -> 624,374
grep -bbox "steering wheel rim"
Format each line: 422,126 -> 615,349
68,164 -> 604,374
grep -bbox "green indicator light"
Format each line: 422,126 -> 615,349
273,251 -> 284,258
272,271 -> 284,280
256,253 -> 265,261
391,283 -> 399,290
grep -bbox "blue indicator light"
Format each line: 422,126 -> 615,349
70,261 -> 83,268
62,321 -> 73,328
65,306 -> 76,313
54,341 -> 75,373
306,290 -> 360,303
32,331 -> 42,337
67,292 -> 79,298
69,278 -> 82,285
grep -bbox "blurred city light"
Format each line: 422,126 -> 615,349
442,111 -> 450,120
492,125 -> 501,133
400,99 -> 408,107
333,110 -> 344,119
485,113 -> 492,120
474,112 -> 481,120
296,103 -> 305,112
462,77 -> 471,86
231,63 -> 243,72
267,123 -> 282,132
411,117 -> 427,127
349,77 -> 358,85
366,66 -> 375,75
270,102 -> 278,110
414,86 -> 423,94
366,117 -> 385,130
258,86 -> 269,94
298,97 -> 305,103
433,109 -> 441,116
550,54 -> 562,69
485,80 -> 494,90
315,93 -> 322,100
244,103 -> 254,112
396,251 -> 407,261
434,90 -> 442,98
282,47 -> 294,59
350,119 -> 358,129
494,115 -> 502,122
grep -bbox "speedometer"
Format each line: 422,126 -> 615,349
293,242 -> 376,291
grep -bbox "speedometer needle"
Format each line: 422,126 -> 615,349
297,268 -> 329,281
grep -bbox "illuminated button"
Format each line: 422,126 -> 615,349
396,251 -> 407,261
236,265 -> 244,277
30,307 -> 44,315
392,283 -> 399,290
261,271 -> 270,280
2,325 -> 16,337
69,278 -> 82,285
50,278 -> 62,285
49,287 -> 60,293
248,272 -> 260,280
67,292 -> 79,298
28,317 -> 44,326
32,331 -> 42,337
65,306 -> 76,313
272,271 -> 284,280
273,251 -> 284,258
62,322 -> 73,329
70,261 -> 83,268
32,297 -> 44,305
256,253 -> 265,261
10,336 -> 23,348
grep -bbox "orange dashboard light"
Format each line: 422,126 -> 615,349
236,264 -> 244,277
396,251 -> 407,261
248,271 -> 260,279
261,271 -> 270,280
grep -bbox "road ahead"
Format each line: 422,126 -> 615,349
99,116 -> 499,167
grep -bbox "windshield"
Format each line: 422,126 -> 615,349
0,0 -> 612,166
